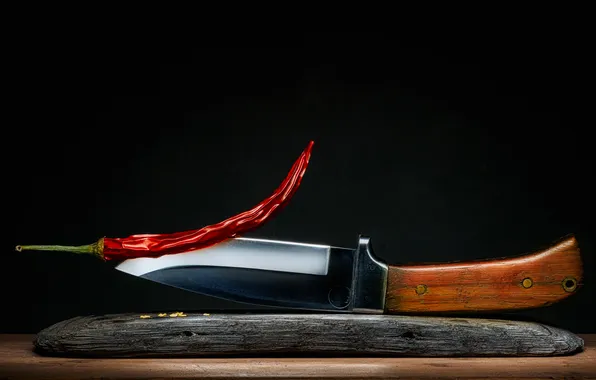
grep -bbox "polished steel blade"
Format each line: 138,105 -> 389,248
115,236 -> 388,313
116,237 -> 332,277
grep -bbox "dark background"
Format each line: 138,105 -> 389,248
5,32 -> 594,334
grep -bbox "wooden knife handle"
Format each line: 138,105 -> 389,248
384,236 -> 583,313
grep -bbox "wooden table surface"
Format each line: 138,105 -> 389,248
1,334 -> 595,380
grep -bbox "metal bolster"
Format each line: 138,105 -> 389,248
349,235 -> 388,314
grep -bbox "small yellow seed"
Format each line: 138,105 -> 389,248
158,313 -> 167,317
140,315 -> 151,319
203,313 -> 210,316
178,312 -> 187,317
169,313 -> 179,317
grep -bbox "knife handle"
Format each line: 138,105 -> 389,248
384,236 -> 582,313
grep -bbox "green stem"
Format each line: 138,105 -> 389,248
15,239 -> 104,259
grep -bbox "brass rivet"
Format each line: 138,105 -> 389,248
415,284 -> 427,295
521,278 -> 533,288
562,277 -> 577,292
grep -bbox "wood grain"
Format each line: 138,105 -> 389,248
385,235 -> 583,313
32,313 -> 583,358
2,334 -> 595,379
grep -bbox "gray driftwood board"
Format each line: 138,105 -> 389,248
34,313 -> 584,358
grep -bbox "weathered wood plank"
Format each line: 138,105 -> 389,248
33,313 -> 583,358
2,334 -> 595,379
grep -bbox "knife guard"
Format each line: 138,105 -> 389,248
384,235 -> 582,313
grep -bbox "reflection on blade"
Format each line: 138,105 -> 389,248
115,237 -> 331,277
125,247 -> 356,312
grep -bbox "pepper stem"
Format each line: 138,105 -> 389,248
15,238 -> 104,260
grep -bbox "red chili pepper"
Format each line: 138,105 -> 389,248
16,141 -> 315,261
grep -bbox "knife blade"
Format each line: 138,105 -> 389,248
114,234 -> 582,314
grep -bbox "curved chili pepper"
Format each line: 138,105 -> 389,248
16,141 -> 315,261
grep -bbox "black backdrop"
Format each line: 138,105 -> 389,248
5,33 -> 594,334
